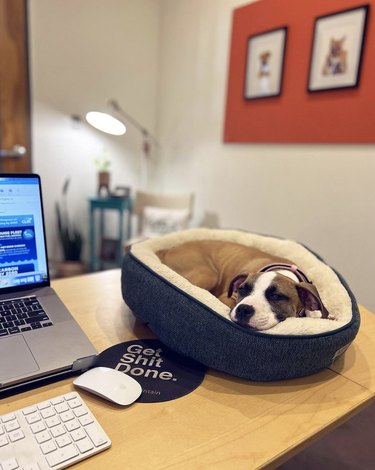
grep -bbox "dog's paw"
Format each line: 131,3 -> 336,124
305,309 -> 322,318
328,313 -> 336,321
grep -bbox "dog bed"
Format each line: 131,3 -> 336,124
121,228 -> 360,380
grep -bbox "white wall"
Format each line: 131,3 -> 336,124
155,0 -> 375,311
28,0 -> 375,312
28,0 -> 160,260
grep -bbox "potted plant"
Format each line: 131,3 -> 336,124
55,178 -> 85,277
94,151 -> 111,197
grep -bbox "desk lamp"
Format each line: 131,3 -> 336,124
85,99 -> 158,159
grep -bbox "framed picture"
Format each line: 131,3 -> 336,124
308,5 -> 369,92
244,27 -> 287,100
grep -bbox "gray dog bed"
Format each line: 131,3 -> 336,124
121,229 -> 360,381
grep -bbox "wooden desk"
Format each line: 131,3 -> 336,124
1,270 -> 375,469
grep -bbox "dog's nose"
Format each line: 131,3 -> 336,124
236,304 -> 255,320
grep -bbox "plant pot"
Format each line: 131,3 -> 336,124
98,171 -> 110,197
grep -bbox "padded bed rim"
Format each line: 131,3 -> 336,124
126,251 -> 360,340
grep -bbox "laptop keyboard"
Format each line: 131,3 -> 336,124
0,296 -> 53,337
0,391 -> 111,469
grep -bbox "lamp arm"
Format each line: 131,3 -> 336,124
108,99 -> 159,146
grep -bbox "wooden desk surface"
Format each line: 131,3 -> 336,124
1,270 -> 374,469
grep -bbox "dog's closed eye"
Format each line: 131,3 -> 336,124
266,286 -> 289,302
238,283 -> 253,296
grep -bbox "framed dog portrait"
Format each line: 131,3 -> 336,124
308,5 -> 369,92
244,27 -> 287,100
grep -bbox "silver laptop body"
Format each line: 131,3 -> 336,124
0,174 -> 97,393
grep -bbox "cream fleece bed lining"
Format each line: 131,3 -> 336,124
130,228 -> 353,336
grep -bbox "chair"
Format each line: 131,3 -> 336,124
125,190 -> 194,248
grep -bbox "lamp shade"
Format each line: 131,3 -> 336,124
85,111 -> 126,136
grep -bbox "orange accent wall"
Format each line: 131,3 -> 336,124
224,0 -> 374,143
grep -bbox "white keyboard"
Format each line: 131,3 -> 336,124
0,392 -> 111,470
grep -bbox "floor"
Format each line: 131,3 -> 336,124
277,400 -> 375,470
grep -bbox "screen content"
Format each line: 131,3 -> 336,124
0,177 -> 48,290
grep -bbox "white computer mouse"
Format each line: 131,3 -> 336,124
73,367 -> 142,406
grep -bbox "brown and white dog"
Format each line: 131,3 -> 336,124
157,240 -> 331,331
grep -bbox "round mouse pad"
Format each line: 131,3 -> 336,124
96,339 -> 207,403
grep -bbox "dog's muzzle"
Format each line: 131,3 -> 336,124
235,304 -> 255,321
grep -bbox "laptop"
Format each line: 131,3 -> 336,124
0,174 -> 97,393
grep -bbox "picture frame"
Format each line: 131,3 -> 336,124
244,27 -> 287,100
308,5 -> 369,92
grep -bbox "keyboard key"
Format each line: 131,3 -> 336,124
8,327 -> 20,334
40,439 -> 57,454
1,457 -> 19,470
50,397 -> 64,406
64,419 -> 80,432
66,398 -> 81,409
35,430 -> 51,444
23,406 -> 37,415
37,401 -> 51,410
85,423 -> 109,447
56,434 -> 71,448
73,406 -> 88,418
60,411 -> 75,423
4,420 -> 20,432
50,424 -> 66,438
30,421 -> 46,434
45,444 -> 79,467
54,402 -> 69,414
8,429 -> 25,443
71,428 -> 86,442
78,415 -> 94,426
40,407 -> 55,419
0,434 -> 9,446
45,415 -> 60,428
2,413 -> 16,423
76,437 -> 94,453
26,413 -> 41,425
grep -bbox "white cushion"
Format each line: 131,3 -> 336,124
141,206 -> 190,238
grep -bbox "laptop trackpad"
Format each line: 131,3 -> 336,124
0,336 -> 39,381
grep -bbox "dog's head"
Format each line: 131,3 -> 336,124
330,36 -> 346,56
227,271 -> 329,331
259,51 -> 271,65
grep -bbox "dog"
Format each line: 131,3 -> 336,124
258,51 -> 271,93
157,240 -> 331,331
322,37 -> 347,76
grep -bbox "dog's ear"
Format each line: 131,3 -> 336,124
227,273 -> 248,298
296,283 -> 329,319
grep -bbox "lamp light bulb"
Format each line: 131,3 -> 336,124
86,111 -> 126,136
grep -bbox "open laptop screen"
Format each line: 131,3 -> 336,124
0,174 -> 49,293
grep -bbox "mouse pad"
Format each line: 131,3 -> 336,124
96,339 -> 207,403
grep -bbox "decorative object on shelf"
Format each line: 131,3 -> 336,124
244,27 -> 288,100
55,178 -> 85,277
94,151 -> 111,197
85,100 -> 159,160
308,5 -> 369,92
112,185 -> 131,199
